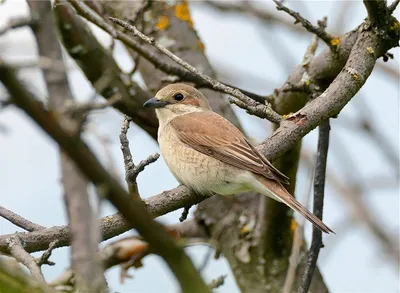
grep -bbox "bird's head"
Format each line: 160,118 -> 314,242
143,84 -> 211,122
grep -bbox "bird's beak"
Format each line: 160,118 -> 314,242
143,98 -> 169,108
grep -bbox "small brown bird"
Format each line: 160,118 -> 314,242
144,84 -> 333,233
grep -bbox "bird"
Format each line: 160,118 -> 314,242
143,83 -> 333,234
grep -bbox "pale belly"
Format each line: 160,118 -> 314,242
158,125 -> 254,196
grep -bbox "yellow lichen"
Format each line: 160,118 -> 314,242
305,80 -> 311,86
197,40 -> 205,52
366,47 -> 375,54
290,219 -> 297,233
175,1 -> 194,27
156,16 -> 169,31
390,20 -> 399,30
240,225 -> 249,235
282,113 -> 294,119
330,37 -> 341,46
352,73 -> 359,80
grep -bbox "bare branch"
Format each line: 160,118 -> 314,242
27,1 -> 107,291
0,62 -> 210,293
298,120 -> 330,293
0,258 -> 57,293
202,1 -> 306,34
65,0 -> 269,105
0,206 -> 45,232
54,1 -> 159,139
273,0 -> 338,51
109,16 -> 282,124
119,116 -> 160,200
7,236 -> 46,283
36,240 -> 58,267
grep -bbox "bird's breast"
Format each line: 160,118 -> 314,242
158,123 -> 252,195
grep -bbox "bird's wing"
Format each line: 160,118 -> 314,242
170,111 -> 289,184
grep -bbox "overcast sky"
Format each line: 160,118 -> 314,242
0,1 -> 399,292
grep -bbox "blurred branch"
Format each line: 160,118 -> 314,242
0,8 -> 398,259
298,120 -> 331,293
282,168 -> 313,293
0,258 -> 57,293
109,16 -> 282,124
273,0 -> 338,51
0,206 -> 44,232
51,220 -> 208,288
202,1 -> 306,34
66,0 -> 268,105
53,1 -> 159,139
0,63 -> 210,293
7,236 -> 46,284
27,1 -> 107,292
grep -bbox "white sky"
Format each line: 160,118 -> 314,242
0,1 -> 399,293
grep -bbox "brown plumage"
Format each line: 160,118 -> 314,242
144,83 -> 334,234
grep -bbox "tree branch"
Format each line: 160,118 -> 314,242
119,116 -> 159,200
298,120 -> 330,293
0,63 -> 210,293
0,258 -> 57,293
65,0 -> 268,105
363,0 -> 391,27
109,16 -> 282,124
273,0 -> 338,51
7,236 -> 46,283
53,1 -> 159,139
0,206 -> 44,232
27,1 -> 107,291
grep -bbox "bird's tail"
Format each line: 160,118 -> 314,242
256,175 -> 334,234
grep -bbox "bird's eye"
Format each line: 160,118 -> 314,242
174,93 -> 184,101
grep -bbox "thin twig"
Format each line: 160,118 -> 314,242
7,236 -> 46,283
119,116 -> 160,200
208,275 -> 227,289
36,240 -> 58,267
273,0 -> 337,51
0,206 -> 45,232
179,206 -> 191,222
67,0 -> 267,104
109,16 -> 282,124
298,120 -> 330,293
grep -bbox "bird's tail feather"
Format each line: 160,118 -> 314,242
256,175 -> 334,234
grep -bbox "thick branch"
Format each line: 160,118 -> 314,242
363,0 -> 391,27
27,1 -> 107,291
65,0 -> 267,105
298,120 -> 330,293
0,63 -> 209,293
